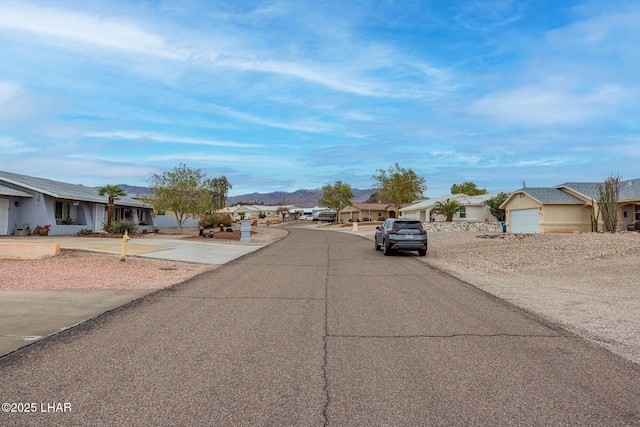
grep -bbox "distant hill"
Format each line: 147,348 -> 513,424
113,184 -> 151,196
114,184 -> 374,208
228,188 -> 375,208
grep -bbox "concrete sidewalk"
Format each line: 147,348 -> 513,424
0,236 -> 266,357
4,235 -> 264,264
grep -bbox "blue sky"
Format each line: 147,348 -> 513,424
1,0 -> 638,197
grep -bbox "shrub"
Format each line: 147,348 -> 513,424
77,228 -> 94,236
103,220 -> 137,234
199,213 -> 233,228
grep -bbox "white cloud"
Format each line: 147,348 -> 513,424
513,157 -> 579,167
546,7 -> 640,55
210,105 -> 336,133
144,152 -> 293,167
0,136 -> 36,154
0,80 -> 61,124
0,81 -> 21,105
0,3 -> 451,99
85,131 -> 262,148
0,2 -> 186,59
468,84 -> 627,126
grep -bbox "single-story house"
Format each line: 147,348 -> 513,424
400,193 -> 500,223
500,179 -> 640,233
226,204 -> 298,220
0,170 -> 155,236
338,203 -> 397,222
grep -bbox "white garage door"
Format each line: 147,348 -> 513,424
510,208 -> 539,233
0,198 -> 8,235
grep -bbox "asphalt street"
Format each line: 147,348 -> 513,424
1,228 -> 639,426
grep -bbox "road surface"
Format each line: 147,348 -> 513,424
1,228 -> 639,426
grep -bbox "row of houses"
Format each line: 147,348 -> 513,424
222,193 -> 500,224
2,170 -> 639,235
332,181 -> 640,234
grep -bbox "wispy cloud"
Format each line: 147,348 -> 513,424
144,153 -> 294,168
0,80 -> 21,104
1,1 -> 638,193
0,3 -> 186,59
0,3 -> 452,99
468,84 -> 627,126
0,136 -> 36,154
85,131 -> 262,148
208,104 -> 336,134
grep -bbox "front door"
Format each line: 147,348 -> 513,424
0,198 -> 9,235
95,204 -> 105,232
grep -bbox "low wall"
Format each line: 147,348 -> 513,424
0,242 -> 61,259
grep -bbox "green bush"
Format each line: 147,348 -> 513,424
77,228 -> 94,235
199,213 -> 233,228
103,220 -> 137,234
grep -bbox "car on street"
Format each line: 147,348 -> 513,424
374,218 -> 427,256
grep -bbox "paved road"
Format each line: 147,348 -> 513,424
1,228 -> 639,426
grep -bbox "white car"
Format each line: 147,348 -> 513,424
299,214 -> 314,221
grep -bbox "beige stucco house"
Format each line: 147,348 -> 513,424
500,179 -> 640,233
338,203 -> 397,222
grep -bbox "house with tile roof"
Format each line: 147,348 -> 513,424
500,179 -> 640,233
0,170 -> 155,236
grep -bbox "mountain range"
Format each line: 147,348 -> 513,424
116,185 -> 375,208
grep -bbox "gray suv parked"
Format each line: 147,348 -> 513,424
374,219 -> 427,256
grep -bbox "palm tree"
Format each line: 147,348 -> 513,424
433,198 -> 464,222
98,184 -> 126,227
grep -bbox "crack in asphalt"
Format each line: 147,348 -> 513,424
322,233 -> 331,427
326,333 -> 569,339
157,295 -> 323,301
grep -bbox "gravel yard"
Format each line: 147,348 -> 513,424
0,226 -> 288,291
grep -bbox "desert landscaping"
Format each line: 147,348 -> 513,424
1,224 -> 638,366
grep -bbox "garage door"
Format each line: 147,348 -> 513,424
0,198 -> 8,235
510,208 -> 539,233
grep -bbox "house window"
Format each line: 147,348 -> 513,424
137,209 -> 147,224
635,205 -> 640,221
55,201 -> 70,220
459,207 -> 466,219
113,208 -> 124,221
